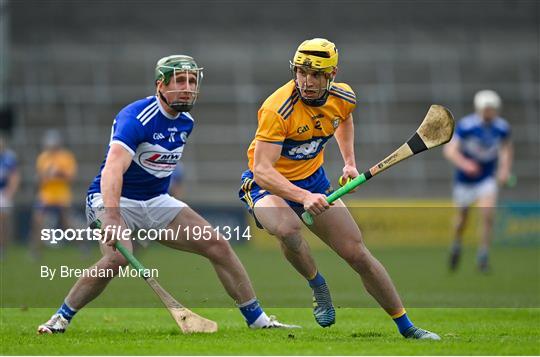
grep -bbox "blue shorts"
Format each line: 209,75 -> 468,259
238,166 -> 333,214
34,201 -> 67,213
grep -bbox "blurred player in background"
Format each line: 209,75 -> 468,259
239,38 -> 439,339
29,130 -> 77,259
444,90 -> 513,273
168,161 -> 184,199
0,134 -> 20,258
38,55 -> 295,334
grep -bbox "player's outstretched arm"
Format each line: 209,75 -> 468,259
100,143 -> 133,246
334,114 -> 359,180
443,138 -> 480,177
253,140 -> 329,215
253,141 -> 309,203
101,143 -> 132,208
6,168 -> 20,200
497,139 -> 513,185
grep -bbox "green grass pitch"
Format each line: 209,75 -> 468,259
1,244 -> 539,355
2,307 -> 539,355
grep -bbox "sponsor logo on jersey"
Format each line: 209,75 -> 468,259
287,138 -> 324,159
139,151 -> 182,171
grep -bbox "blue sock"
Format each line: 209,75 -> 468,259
308,271 -> 326,288
56,301 -> 77,321
238,298 -> 263,325
393,310 -> 414,335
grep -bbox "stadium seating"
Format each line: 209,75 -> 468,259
6,1 -> 539,205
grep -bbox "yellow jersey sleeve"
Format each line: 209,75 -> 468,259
329,82 -> 357,118
254,108 -> 288,144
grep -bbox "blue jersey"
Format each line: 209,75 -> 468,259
88,96 -> 194,200
170,162 -> 184,184
0,150 -> 17,190
454,113 -> 510,184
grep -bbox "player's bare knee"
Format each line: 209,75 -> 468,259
89,256 -> 128,280
102,253 -> 129,272
339,243 -> 371,266
272,220 -> 302,239
202,238 -> 233,262
279,235 -> 304,254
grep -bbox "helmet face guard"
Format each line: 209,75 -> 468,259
155,55 -> 203,113
290,38 -> 338,107
290,61 -> 335,107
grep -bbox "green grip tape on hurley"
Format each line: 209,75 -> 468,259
90,219 -> 150,278
301,173 -> 368,225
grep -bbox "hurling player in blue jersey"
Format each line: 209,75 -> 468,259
38,55 -> 296,334
444,90 -> 513,272
0,134 -> 20,259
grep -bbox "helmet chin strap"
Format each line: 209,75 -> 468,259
158,91 -> 193,113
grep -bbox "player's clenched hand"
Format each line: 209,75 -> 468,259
461,160 -> 481,177
100,211 -> 126,250
496,170 -> 510,186
339,165 -> 360,192
303,193 -> 330,216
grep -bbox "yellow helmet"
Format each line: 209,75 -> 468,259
291,38 -> 338,73
290,38 -> 338,106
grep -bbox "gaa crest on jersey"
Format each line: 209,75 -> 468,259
332,118 -> 340,129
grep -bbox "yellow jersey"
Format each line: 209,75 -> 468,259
247,80 -> 356,181
36,149 -> 77,206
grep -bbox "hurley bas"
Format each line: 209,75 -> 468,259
40,265 -> 159,280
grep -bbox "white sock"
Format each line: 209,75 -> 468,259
248,311 -> 271,328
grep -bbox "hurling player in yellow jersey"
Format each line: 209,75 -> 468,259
30,130 -> 77,259
240,38 -> 439,339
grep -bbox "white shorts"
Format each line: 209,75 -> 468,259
0,190 -> 12,210
453,177 -> 498,208
85,193 -> 187,231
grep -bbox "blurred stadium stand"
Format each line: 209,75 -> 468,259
4,0 -> 539,205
